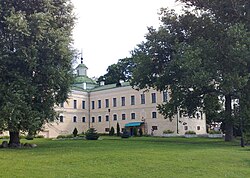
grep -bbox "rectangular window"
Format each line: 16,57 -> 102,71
121,97 -> 126,106
141,94 -> 145,104
105,99 -> 109,108
82,117 -> 86,123
152,126 -> 158,130
73,116 -> 77,123
131,113 -> 135,120
92,117 -> 95,123
131,95 -> 135,105
73,100 -> 77,109
98,100 -> 101,109
105,128 -> 110,132
122,114 -> 126,120
59,116 -> 64,122
184,126 -> 188,130
98,116 -> 102,122
91,101 -> 95,110
151,93 -> 156,103
113,114 -> 117,121
60,102 -> 64,107
106,115 -> 109,122
197,126 -> 200,130
152,112 -> 157,119
82,100 -> 85,109
113,98 -> 117,107
163,91 -> 168,102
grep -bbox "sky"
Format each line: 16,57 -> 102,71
71,0 -> 182,78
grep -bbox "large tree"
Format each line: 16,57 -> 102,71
130,0 -> 250,141
0,0 -> 75,147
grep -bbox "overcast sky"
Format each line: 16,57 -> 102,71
71,0 -> 182,78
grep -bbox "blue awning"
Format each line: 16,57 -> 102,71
125,122 -> 144,127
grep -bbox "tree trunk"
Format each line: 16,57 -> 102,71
224,94 -> 234,141
9,131 -> 21,148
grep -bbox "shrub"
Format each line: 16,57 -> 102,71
35,135 -> 45,138
185,131 -> 196,135
85,128 -> 99,140
139,128 -> 143,136
208,130 -> 221,134
109,127 -> 115,136
133,127 -> 138,136
73,128 -> 78,137
121,130 -> 130,138
116,123 -> 120,136
56,134 -> 74,139
163,130 -> 174,134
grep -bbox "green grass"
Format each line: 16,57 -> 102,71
0,137 -> 249,178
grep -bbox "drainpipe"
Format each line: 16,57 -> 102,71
88,92 -> 91,128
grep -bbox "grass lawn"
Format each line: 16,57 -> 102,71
0,136 -> 249,178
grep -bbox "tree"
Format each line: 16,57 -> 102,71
0,0 -> 75,147
97,57 -> 134,85
109,126 -> 115,136
116,122 -> 120,136
85,128 -> 99,140
130,1 -> 250,141
73,128 -> 78,137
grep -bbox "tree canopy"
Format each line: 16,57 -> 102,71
130,0 -> 250,141
0,0 -> 75,146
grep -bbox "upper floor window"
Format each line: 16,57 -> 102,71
131,95 -> 135,105
73,116 -> 77,123
82,117 -> 86,123
98,100 -> 101,109
91,101 -> 95,110
113,114 -> 117,121
152,112 -> 157,119
73,100 -> 77,109
121,97 -> 126,106
60,102 -> 64,107
131,113 -> 136,120
151,93 -> 156,103
163,91 -> 168,102
105,99 -> 109,108
141,94 -> 145,104
122,114 -> 126,120
59,115 -> 64,122
106,115 -> 109,122
113,98 -> 117,107
82,100 -> 85,109
98,116 -> 102,122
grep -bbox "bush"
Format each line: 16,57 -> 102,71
0,136 -> 9,139
121,130 -> 130,138
185,131 -> 196,135
85,128 -> 99,140
139,128 -> 143,136
208,130 -> 221,134
116,123 -> 120,136
73,128 -> 78,137
35,135 -> 45,138
109,127 -> 115,136
163,130 -> 174,134
133,127 -> 138,136
56,134 -> 74,139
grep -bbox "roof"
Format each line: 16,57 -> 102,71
125,122 -> 144,127
76,63 -> 88,69
90,82 -> 131,92
74,76 -> 97,84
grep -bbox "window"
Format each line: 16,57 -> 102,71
141,94 -> 145,104
60,102 -> 64,107
59,116 -> 64,122
73,116 -> 77,123
197,126 -> 201,130
131,95 -> 135,105
106,115 -> 109,122
91,101 -> 95,109
98,116 -> 102,122
200,111 -> 203,120
151,93 -> 156,103
92,117 -> 95,123
121,97 -> 125,106
196,112 -> 200,119
82,100 -> 85,109
113,98 -> 117,107
122,114 -> 126,120
184,126 -> 188,130
105,99 -> 109,108
98,100 -> 101,109
152,126 -> 158,130
73,100 -> 77,109
152,112 -> 157,119
105,128 -> 110,132
113,114 -> 117,121
163,91 -> 168,102
131,113 -> 136,120
82,117 -> 86,123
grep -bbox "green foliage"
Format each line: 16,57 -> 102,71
73,128 -> 78,137
116,123 -> 120,136
109,127 -> 115,136
133,127 -> 138,136
208,130 -> 222,134
56,134 -> 74,139
85,128 -> 99,140
121,130 -> 130,138
163,130 -> 174,134
185,131 -> 196,135
139,128 -> 143,136
0,0 -> 76,144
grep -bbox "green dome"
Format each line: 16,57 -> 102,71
74,76 -> 96,84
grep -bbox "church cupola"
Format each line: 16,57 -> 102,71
76,53 -> 88,76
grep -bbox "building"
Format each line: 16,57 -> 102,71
40,61 -> 206,138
